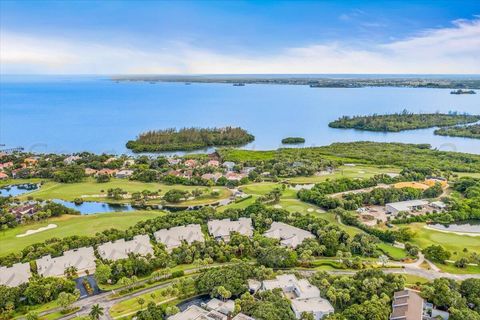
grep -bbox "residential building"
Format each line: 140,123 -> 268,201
184,159 -> 197,167
205,298 -> 235,315
10,203 -> 37,219
0,172 -> 8,180
223,161 -> 236,171
0,262 -> 32,287
0,161 -> 14,171
207,160 -> 220,167
167,158 -> 182,165
232,314 -> 255,320
201,172 -> 222,182
208,218 -> 253,242
386,200 -> 429,215
97,235 -> 154,261
264,222 -> 315,248
168,305 -> 227,320
116,169 -> 134,179
430,201 -> 447,210
36,247 -> 96,277
261,274 -> 334,320
123,159 -> 135,167
390,290 -> 450,320
84,168 -> 98,176
154,224 -> 205,252
96,169 -> 118,176
225,172 -> 246,181
241,167 -> 256,175
64,155 -> 81,165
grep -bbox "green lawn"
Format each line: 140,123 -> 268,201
0,211 -> 165,256
0,178 -> 45,188
18,178 -> 231,205
436,262 -> 480,274
287,165 -> 401,184
377,243 -> 407,260
405,223 -> 480,259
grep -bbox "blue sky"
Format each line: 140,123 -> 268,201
1,0 -> 479,74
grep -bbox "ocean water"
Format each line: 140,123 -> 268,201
1,75 -> 480,155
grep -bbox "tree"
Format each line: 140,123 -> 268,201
57,290 -> 80,312
423,245 -> 451,263
215,286 -> 232,301
165,305 -> 180,316
25,312 -> 39,320
94,264 -> 112,284
137,298 -> 145,308
89,304 -> 104,320
300,312 -> 315,320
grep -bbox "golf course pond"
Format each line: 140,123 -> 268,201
0,183 -> 40,197
428,220 -> 480,234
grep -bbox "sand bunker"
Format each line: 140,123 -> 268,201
16,224 -> 58,238
273,204 -> 283,209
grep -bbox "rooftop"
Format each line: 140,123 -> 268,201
97,235 -> 154,261
36,247 -> 96,277
264,222 -> 315,248
390,290 -> 424,320
154,224 -> 205,251
208,218 -> 253,241
0,262 -> 32,287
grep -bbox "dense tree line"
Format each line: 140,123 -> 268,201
126,127 -> 255,152
328,111 -> 480,132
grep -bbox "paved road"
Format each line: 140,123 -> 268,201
37,254 -> 480,320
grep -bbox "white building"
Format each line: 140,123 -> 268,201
205,298 -> 235,315
385,200 -> 429,215
0,262 -> 32,287
116,169 -> 134,179
264,222 -> 315,248
97,235 -> 154,261
208,218 -> 253,242
36,247 -> 96,277
154,224 -> 205,252
168,305 -> 227,320
262,274 -> 334,320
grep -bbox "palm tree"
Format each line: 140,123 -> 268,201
89,304 -> 104,320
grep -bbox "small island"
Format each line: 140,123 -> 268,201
281,137 -> 305,144
434,124 -> 480,139
328,111 -> 480,132
450,89 -> 476,95
126,127 -> 255,152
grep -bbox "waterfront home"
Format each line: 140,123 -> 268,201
64,155 -> 81,165
97,235 -> 154,261
390,290 -> 449,320
123,159 -> 135,167
36,247 -> 96,277
263,222 -> 315,248
167,158 -> 182,165
207,160 -> 220,167
95,168 -> 118,176
262,274 -> 334,320
225,172 -> 246,181
223,161 -> 236,171
154,224 -> 205,252
24,157 -> 38,166
0,172 -> 8,180
386,200 -> 429,215
84,168 -> 98,176
10,202 -> 38,219
0,262 -> 32,287
116,169 -> 134,179
184,159 -> 197,167
0,161 -> 14,171
201,172 -> 223,182
208,218 -> 253,242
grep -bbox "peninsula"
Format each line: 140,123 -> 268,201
328,112 -> 480,132
435,124 -> 480,139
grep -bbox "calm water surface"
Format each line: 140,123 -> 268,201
429,220 -> 480,233
1,75 -> 480,154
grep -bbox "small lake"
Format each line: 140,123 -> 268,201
429,220 -> 480,234
0,184 -> 40,197
53,199 -> 137,215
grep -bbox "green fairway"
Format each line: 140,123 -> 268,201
0,211 -> 165,256
377,243 -> 407,260
287,165 -> 401,184
17,178 -> 231,205
405,223 -> 480,259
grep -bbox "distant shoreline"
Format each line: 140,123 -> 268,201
111,75 -> 480,89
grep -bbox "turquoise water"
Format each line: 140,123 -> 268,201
1,75 -> 480,154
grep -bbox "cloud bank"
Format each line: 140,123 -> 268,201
1,18 -> 479,74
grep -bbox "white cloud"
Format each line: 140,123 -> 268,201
1,18 -> 479,74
